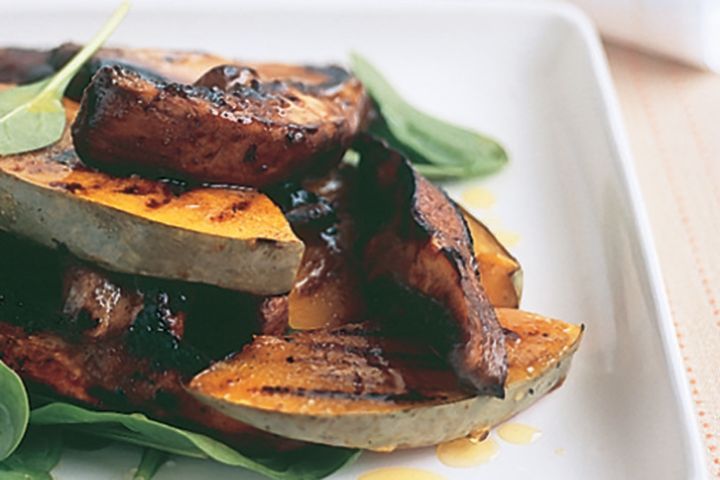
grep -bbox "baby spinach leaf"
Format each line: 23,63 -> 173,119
134,448 -> 169,480
61,431 -> 112,452
0,1 -> 129,156
0,360 -> 29,462
31,403 -> 360,480
350,53 -> 508,179
0,427 -> 63,480
1,362 -> 357,479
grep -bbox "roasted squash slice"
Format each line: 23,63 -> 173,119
461,206 -> 523,308
287,167 -> 365,330
0,96 -> 304,295
287,239 -> 365,330
189,308 -> 582,450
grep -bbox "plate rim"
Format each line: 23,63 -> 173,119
1,1 -> 709,478
549,4 -> 708,479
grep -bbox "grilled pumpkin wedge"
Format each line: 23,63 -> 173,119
461,206 -> 523,308
356,135 -> 507,397
189,308 -> 582,450
287,167 -> 365,330
0,96 -> 303,294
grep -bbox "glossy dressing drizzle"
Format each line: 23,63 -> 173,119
495,230 -> 521,247
496,423 -> 541,445
435,436 -> 500,467
358,467 -> 446,480
461,186 -> 495,209
459,187 -> 521,247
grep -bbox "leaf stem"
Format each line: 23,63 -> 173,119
41,0 -> 130,96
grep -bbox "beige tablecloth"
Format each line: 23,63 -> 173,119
606,44 -> 720,477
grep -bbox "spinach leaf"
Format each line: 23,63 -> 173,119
134,448 -> 169,480
61,431 -> 112,452
1,364 -> 358,479
31,403 -> 360,480
350,53 -> 508,179
0,1 -> 129,156
0,360 -> 29,461
0,427 -> 63,480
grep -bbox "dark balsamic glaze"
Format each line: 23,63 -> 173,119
0,232 -> 264,375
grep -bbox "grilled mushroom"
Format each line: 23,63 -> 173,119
71,62 -> 369,187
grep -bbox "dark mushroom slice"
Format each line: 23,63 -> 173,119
0,232 -> 299,451
71,62 -> 369,187
355,135 -> 507,397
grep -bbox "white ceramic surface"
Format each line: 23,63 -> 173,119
0,1 -> 707,479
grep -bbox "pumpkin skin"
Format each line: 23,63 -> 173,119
189,308 -> 582,451
0,97 -> 303,295
461,205 -> 523,308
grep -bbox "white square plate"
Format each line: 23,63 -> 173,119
0,1 -> 707,478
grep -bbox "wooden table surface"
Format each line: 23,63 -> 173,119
606,43 -> 720,478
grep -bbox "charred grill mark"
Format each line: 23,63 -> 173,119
231,200 -> 250,212
209,210 -> 232,223
293,340 -> 382,359
119,184 -> 149,195
256,385 -> 449,403
144,197 -> 171,209
48,181 -> 84,194
258,347 -> 447,371
207,200 -> 251,222
113,179 -> 183,209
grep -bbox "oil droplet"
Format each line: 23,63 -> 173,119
461,186 -> 495,209
436,436 -> 500,468
496,229 -> 521,247
554,447 -> 566,456
368,444 -> 397,453
358,467 -> 445,480
496,423 -> 541,445
467,428 -> 489,442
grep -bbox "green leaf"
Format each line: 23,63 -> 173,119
0,360 -> 29,462
350,53 -> 508,179
0,427 -> 63,480
61,431 -> 112,452
0,0 -> 130,155
2,363 -> 357,479
0,467 -> 52,480
134,448 -> 169,480
31,403 -> 360,480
